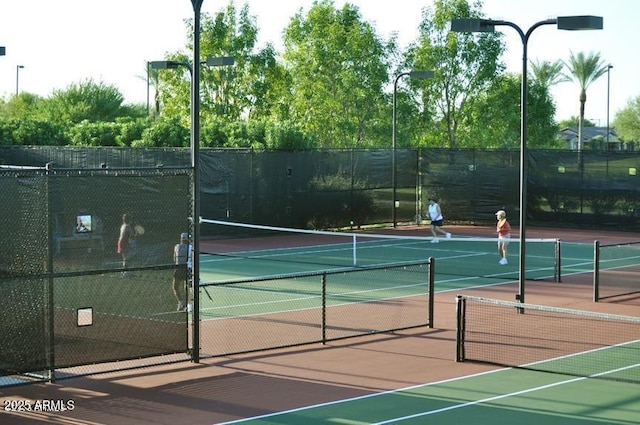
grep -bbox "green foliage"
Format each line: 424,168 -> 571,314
40,79 -> 126,124
563,51 -> 609,150
68,121 -> 120,146
0,118 -> 68,146
138,116 -> 189,147
613,96 -> 640,143
264,121 -> 313,149
283,0 -> 392,147
407,0 -> 504,148
558,116 -> 598,128
201,119 -> 230,147
114,117 -> 150,147
530,59 -> 569,88
0,0 -> 616,151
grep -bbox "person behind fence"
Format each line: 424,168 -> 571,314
117,214 -> 134,273
173,232 -> 193,312
427,197 -> 451,243
496,209 -> 511,265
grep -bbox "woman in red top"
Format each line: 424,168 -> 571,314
495,210 -> 511,265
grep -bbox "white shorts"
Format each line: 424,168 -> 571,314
498,234 -> 510,246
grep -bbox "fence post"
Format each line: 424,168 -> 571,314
45,162 -> 56,382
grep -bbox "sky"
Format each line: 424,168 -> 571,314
1,0 -> 638,125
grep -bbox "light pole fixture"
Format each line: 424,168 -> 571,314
606,64 -> 613,147
150,60 -> 192,72
16,65 -> 24,95
450,15 -> 602,306
392,70 -> 434,228
205,56 -> 234,67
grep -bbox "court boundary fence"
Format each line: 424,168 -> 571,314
197,258 -> 435,358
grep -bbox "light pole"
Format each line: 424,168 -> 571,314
451,15 -> 602,306
606,64 -> 613,147
190,0 -> 204,362
146,61 -> 150,115
392,70 -> 434,227
151,51 -> 234,361
16,65 -> 24,95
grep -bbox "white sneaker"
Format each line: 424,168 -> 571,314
445,232 -> 451,239
431,239 -> 439,243
499,258 -> 508,265
187,303 -> 193,313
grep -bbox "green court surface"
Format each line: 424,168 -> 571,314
220,366 -> 640,424
200,236 -> 570,280
199,237 -> 639,424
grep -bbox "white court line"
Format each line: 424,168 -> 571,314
373,363 -> 639,424
218,361 -> 639,425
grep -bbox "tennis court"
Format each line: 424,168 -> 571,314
193,225 -> 638,424
1,224 -> 638,425
217,292 -> 640,425
198,219 -> 570,284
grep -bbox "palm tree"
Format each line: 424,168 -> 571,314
137,63 -> 161,116
530,59 -> 569,89
563,51 -> 609,152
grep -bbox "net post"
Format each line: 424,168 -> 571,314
352,234 -> 357,267
455,295 -> 465,362
321,272 -> 327,344
555,239 -> 562,282
593,240 -> 600,302
428,257 -> 435,328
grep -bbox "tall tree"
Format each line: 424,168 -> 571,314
406,0 -> 503,148
562,51 -> 609,152
530,59 -> 569,89
137,64 -> 161,116
467,73 -> 557,148
156,1 -> 282,127
613,96 -> 640,145
282,0 -> 394,147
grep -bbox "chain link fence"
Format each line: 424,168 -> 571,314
0,165 -> 193,384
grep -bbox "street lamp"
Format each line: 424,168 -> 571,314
392,70 -> 434,227
606,64 -> 613,147
16,65 -> 24,95
451,15 -> 602,306
205,56 -> 234,67
146,61 -> 150,115
152,50 -> 234,360
150,60 -> 192,72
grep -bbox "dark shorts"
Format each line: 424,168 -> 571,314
431,219 -> 444,227
173,267 -> 188,283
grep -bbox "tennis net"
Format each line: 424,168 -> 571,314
200,219 -> 561,281
594,240 -> 640,301
455,295 -> 640,384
